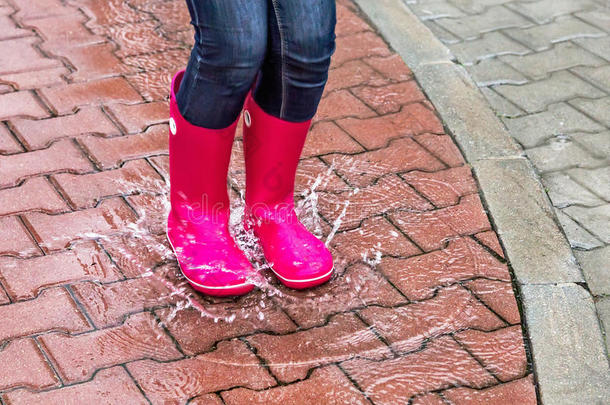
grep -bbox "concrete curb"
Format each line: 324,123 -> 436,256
352,0 -> 610,403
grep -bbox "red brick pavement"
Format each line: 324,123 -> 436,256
0,0 -> 537,403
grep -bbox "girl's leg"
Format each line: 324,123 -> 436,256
177,0 -> 268,129
252,0 -> 337,122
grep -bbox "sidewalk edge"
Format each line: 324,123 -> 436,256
351,0 -> 610,403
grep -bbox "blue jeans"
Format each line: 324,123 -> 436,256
177,0 -> 337,129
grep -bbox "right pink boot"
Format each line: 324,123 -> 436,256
167,70 -> 255,296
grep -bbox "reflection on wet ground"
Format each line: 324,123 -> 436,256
0,0 -> 536,403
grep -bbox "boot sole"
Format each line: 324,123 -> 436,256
270,266 -> 334,290
166,228 -> 255,297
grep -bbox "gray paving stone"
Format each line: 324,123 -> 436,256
556,208 -> 604,250
526,138 -> 606,172
404,0 -> 465,20
465,58 -> 528,86
449,31 -> 530,64
500,41 -> 605,80
448,0 -> 510,14
436,5 -> 529,40
575,246 -> 610,296
542,172 -> 605,208
595,296 -> 610,356
494,71 -> 605,113
572,132 -> 610,161
564,204 -> 610,243
574,36 -> 610,62
572,64 -> 610,93
480,86 -> 524,117
575,9 -> 610,33
473,158 -> 583,283
502,102 -> 604,147
571,96 -> 610,127
504,16 -> 605,51
568,166 -> 610,202
424,20 -> 461,44
521,283 -> 610,405
506,0 -> 598,24
414,62 -> 523,160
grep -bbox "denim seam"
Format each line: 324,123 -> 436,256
182,0 -> 202,121
270,0 -> 287,119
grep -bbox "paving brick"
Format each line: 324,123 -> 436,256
467,278 -> 521,324
126,70 -> 172,101
26,12 -> 104,50
401,166 -> 477,208
189,394 -> 224,405
331,31 -> 392,67
125,192 -> 168,235
0,37 -> 61,75
53,159 -> 164,209
0,67 -> 68,90
450,31 -> 529,65
0,240 -> 120,300
527,138 -> 605,173
303,121 -> 364,158
480,87 -> 524,117
377,237 -> 510,301
315,89 -> 376,121
71,267 -> 180,327
574,36 -> 610,61
40,312 -> 181,383
337,102 -> 444,149
0,338 -> 58,391
501,42 -> 604,80
542,171 -> 604,207
223,365 -> 368,405
455,325 -> 527,381
474,230 -> 504,258
79,124 -> 167,169
107,20 -> 179,58
407,0 -> 464,21
563,204 -> 610,243
360,284 -> 505,352
49,42 -> 133,81
390,194 -> 491,252
506,0 -> 597,24
568,166 -> 610,202
0,216 -> 38,257
134,0 -> 190,35
156,296 -> 296,354
504,16 -> 604,51
24,198 -> 137,252
573,64 -> 610,94
106,101 -> 168,134
98,232 -> 170,278
12,0 -> 73,21
248,313 -> 391,383
363,54 -> 413,82
11,107 -> 119,149
502,102 -> 603,148
555,208 -> 603,250
276,263 -> 405,328
2,366 -> 148,404
0,139 -> 92,188
0,124 -> 22,153
0,90 -> 48,120
495,71 -> 604,113
465,58 -> 528,86
0,177 -> 67,216
330,216 -> 421,261
77,0 -> 148,28
127,340 -> 275,404
327,59 -> 389,92
322,137 -> 445,188
414,133 -> 466,167
335,2 -> 371,37
342,336 -> 496,403
0,288 -> 90,342
352,81 -> 425,114
40,77 -> 143,115
570,96 -> 610,127
122,48 -> 189,76
0,288 -> 9,305
318,175 -> 433,231
436,6 -> 528,40
0,7 -> 32,40
443,374 -> 537,404
424,20 -> 461,45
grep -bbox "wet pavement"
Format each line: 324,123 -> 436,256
0,0 -> 536,403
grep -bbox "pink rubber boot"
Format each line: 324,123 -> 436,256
242,93 -> 333,289
167,70 -> 255,296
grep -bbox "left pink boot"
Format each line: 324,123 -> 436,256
242,93 -> 333,289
